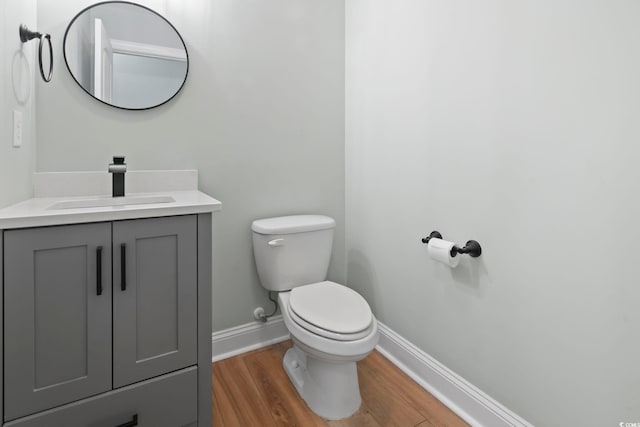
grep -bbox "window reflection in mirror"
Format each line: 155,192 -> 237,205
64,1 -> 188,110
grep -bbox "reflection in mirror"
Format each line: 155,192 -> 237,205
63,1 -> 188,110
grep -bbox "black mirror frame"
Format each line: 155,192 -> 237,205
63,0 -> 190,111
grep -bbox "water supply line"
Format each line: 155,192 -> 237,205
256,291 -> 279,322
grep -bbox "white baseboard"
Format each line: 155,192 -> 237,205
211,315 -> 289,362
376,322 -> 532,427
210,317 -> 531,427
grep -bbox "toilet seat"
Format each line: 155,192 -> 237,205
288,281 -> 373,341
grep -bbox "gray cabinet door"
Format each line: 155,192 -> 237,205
113,215 -> 197,388
3,223 -> 112,421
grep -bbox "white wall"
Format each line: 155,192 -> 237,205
36,0 -> 345,331
111,54 -> 187,109
88,3 -> 184,48
64,11 -> 92,90
0,0 -> 37,208
346,1 -> 640,425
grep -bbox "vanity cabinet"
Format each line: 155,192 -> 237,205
1,214 -> 212,427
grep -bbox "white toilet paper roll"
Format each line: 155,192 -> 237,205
427,238 -> 460,268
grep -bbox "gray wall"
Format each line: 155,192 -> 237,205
346,1 -> 640,426
36,0 -> 345,331
0,0 -> 37,208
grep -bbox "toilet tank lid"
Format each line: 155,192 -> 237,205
252,215 -> 336,235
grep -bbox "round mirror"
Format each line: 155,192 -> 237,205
63,1 -> 188,110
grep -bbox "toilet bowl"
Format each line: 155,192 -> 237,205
251,215 -> 379,420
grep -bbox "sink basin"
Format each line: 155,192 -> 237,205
48,195 -> 175,210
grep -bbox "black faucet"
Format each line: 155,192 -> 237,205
108,156 -> 127,197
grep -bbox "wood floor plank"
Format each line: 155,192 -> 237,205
212,363 -> 244,426
211,379 -> 225,427
326,408 -> 382,427
213,356 -> 277,426
242,342 -> 327,427
361,352 -> 468,427
356,359 -> 426,426
212,340 -> 466,427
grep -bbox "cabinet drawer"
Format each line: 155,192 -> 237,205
4,367 -> 198,427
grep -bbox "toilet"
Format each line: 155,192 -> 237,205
252,215 -> 379,420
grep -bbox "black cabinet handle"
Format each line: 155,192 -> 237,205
115,414 -> 138,427
96,246 -> 103,296
120,243 -> 127,291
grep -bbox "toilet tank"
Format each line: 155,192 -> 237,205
252,215 -> 336,292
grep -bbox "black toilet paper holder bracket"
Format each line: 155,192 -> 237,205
421,231 -> 482,258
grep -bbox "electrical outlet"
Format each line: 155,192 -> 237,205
13,110 -> 23,148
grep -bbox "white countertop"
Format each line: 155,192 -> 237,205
0,190 -> 222,229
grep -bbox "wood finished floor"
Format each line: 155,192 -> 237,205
212,340 -> 468,427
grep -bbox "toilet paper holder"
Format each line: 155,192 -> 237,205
421,231 -> 482,257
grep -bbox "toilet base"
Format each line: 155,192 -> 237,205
282,345 -> 361,420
